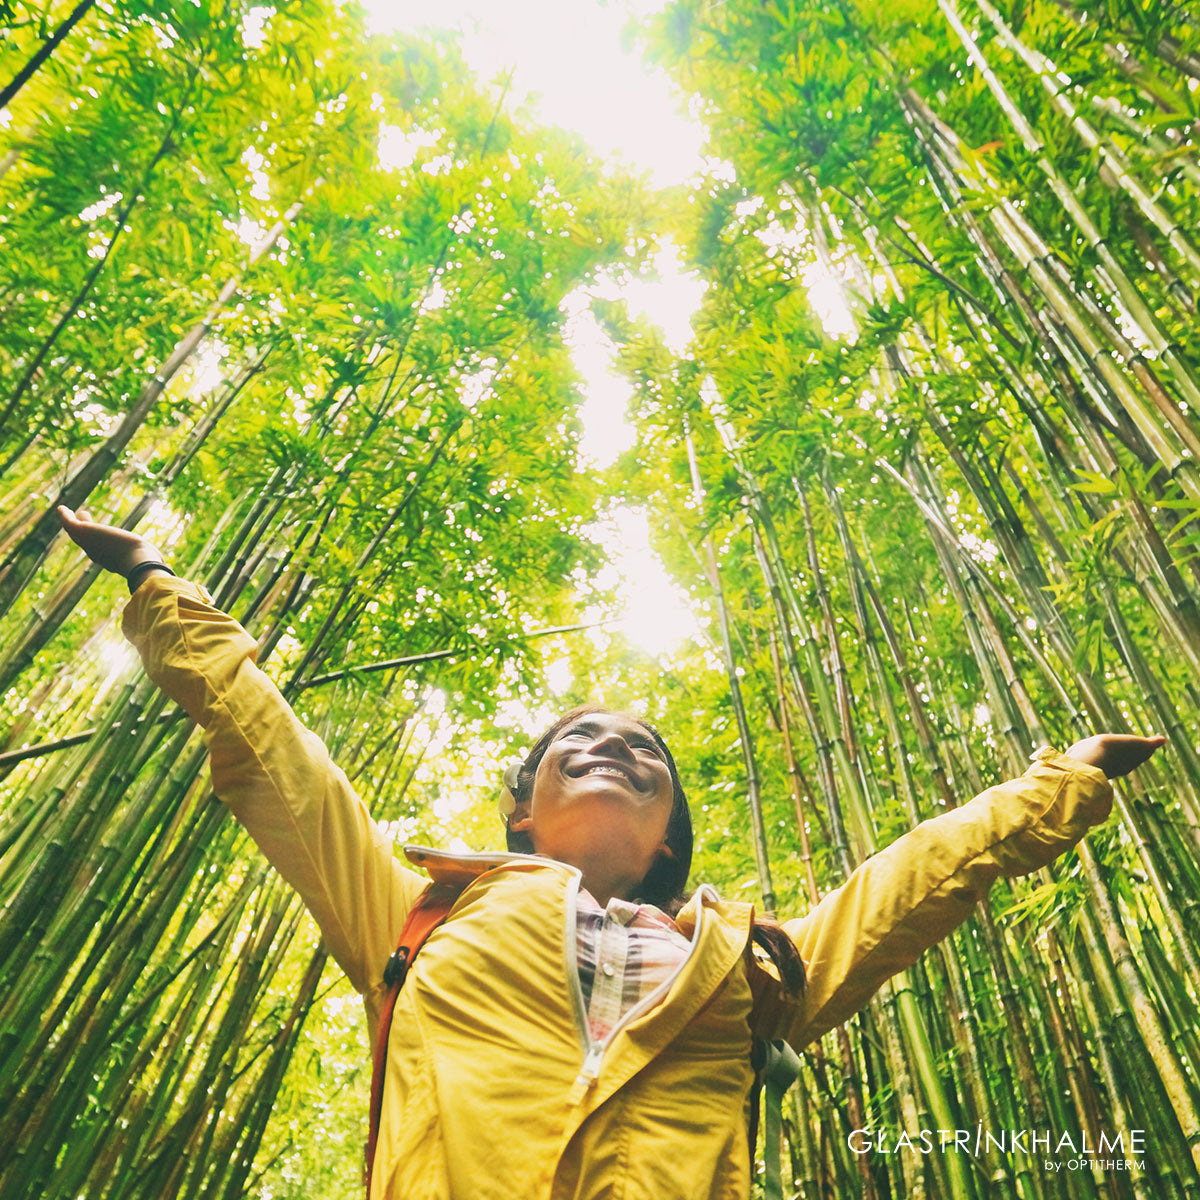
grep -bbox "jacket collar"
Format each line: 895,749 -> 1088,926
402,845 -> 734,931
403,844 -> 552,887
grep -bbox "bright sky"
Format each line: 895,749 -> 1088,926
362,0 -> 704,189
361,0 -> 856,679
254,0 -> 854,683
365,0 -> 710,662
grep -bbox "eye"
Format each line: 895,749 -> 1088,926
558,726 -> 590,741
556,724 -> 662,758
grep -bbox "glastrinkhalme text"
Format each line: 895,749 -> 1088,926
847,1127 -> 1146,1161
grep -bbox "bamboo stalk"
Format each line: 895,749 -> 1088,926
684,422 -> 777,913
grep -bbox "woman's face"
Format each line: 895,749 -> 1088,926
523,711 -> 676,891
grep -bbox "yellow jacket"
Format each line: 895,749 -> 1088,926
122,574 -> 1114,1200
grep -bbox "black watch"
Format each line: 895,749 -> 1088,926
126,561 -> 176,594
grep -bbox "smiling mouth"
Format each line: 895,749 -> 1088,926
578,763 -> 637,786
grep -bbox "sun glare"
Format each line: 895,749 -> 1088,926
588,507 -> 702,657
566,243 -> 707,470
364,0 -> 712,666
362,0 -> 702,188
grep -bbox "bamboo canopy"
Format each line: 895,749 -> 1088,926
4,0 -> 1200,1196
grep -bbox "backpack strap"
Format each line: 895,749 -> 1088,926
757,1037 -> 802,1200
747,1036 -> 768,1154
365,880 -> 463,1196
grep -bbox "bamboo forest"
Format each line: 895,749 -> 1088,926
6,0 -> 1200,1196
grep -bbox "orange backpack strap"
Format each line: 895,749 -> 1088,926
365,880 -> 463,1196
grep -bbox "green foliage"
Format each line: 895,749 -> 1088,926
6,0 -> 1200,1195
0,4 -> 665,1196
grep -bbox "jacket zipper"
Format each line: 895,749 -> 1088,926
406,845 -> 718,1092
565,875 -> 716,1089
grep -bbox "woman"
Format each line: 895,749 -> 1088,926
58,505 -> 1163,1200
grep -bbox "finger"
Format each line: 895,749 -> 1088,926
1131,734 -> 1167,752
1119,733 -> 1166,770
76,507 -> 94,523
57,506 -> 86,539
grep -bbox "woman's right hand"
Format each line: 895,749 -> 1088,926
57,506 -> 165,576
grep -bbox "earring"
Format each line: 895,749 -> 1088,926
498,761 -> 521,817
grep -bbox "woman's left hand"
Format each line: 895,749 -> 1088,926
1062,733 -> 1167,779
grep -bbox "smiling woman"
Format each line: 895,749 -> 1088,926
505,707 -> 685,907
56,505 -> 1164,1200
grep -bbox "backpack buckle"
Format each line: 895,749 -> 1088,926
383,946 -> 410,989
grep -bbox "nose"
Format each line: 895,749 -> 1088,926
588,730 -> 635,762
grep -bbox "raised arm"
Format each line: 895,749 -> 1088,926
60,507 -> 427,1010
753,743 -> 1155,1049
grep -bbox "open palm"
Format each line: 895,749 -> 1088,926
57,506 -> 164,576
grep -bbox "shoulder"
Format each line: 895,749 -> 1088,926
672,884 -> 755,943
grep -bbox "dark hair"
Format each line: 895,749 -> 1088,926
503,704 -> 804,994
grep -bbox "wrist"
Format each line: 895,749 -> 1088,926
126,560 -> 175,594
123,544 -> 165,572
1031,745 -> 1112,785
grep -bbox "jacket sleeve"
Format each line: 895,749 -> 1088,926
758,749 -> 1113,1048
121,572 -> 429,998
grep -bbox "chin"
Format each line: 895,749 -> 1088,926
542,817 -> 652,863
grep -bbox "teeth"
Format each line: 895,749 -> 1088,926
583,765 -> 630,781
